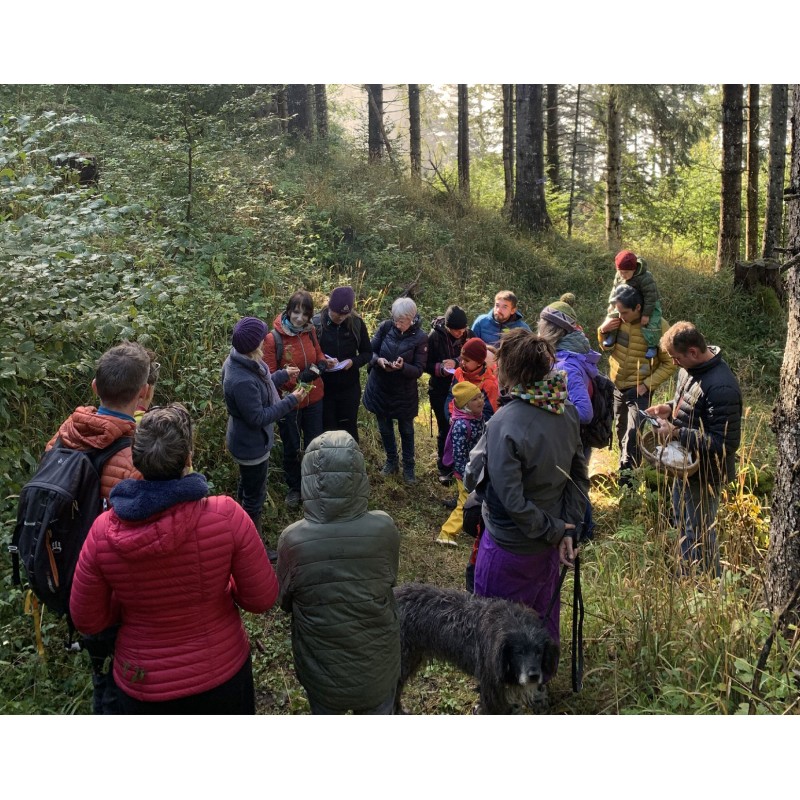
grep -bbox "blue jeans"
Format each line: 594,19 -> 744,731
672,477 -> 721,577
278,401 -> 324,491
237,458 -> 270,533
375,415 -> 415,467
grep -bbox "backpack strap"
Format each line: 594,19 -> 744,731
271,329 -> 283,366
86,436 -> 133,476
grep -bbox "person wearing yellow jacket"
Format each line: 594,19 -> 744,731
598,284 -> 675,486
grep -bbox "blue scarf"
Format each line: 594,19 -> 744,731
109,472 -> 210,521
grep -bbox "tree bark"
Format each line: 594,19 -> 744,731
408,84 -> 421,180
717,84 -> 744,273
746,84 -> 760,260
275,86 -> 288,134
766,84 -> 800,623
511,84 -> 551,233
367,84 -> 385,162
314,84 -> 328,139
567,84 -> 581,238
763,84 -> 789,260
546,84 -> 560,189
286,84 -> 312,139
502,84 -> 514,211
457,84 -> 470,199
605,86 -> 622,250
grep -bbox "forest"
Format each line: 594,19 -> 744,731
0,82 -> 798,716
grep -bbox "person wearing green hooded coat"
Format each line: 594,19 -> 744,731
276,430 -> 401,714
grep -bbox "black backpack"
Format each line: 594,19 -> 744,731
580,374 -> 615,450
8,437 -> 131,623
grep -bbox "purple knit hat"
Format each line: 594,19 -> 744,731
232,316 -> 268,354
329,286 -> 356,314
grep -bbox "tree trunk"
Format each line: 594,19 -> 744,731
511,84 -> 551,233
546,84 -> 560,189
605,86 -> 622,250
275,86 -> 288,134
567,84 -> 581,238
746,84 -> 760,260
457,84 -> 470,199
408,84 -> 421,180
717,84 -> 744,273
502,84 -> 514,211
366,84 -> 384,162
766,84 -> 800,622
286,84 -> 311,139
314,84 -> 328,139
763,84 -> 789,260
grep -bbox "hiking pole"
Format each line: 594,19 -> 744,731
572,552 -> 584,692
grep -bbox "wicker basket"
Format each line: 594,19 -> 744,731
638,425 -> 700,478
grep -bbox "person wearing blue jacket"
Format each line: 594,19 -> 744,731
221,317 -> 307,557
471,290 -> 531,347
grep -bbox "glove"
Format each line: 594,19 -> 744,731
299,368 -> 317,382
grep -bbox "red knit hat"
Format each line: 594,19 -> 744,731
461,337 -> 487,363
615,250 -> 638,271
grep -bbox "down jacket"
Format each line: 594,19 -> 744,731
597,318 -> 675,392
425,316 -> 472,399
263,313 -> 327,409
669,346 -> 742,486
70,473 -> 278,703
470,308 -> 530,347
362,317 -> 428,420
277,431 -> 401,712
554,331 -> 601,425
48,407 -> 140,500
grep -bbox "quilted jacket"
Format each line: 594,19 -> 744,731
47,406 -> 140,500
263,313 -> 326,408
277,431 -> 400,712
70,473 -> 278,702
362,317 -> 428,420
597,318 -> 675,392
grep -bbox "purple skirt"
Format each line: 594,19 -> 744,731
474,529 -> 561,647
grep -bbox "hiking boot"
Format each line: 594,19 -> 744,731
285,488 -> 301,508
437,471 -> 454,486
435,530 -> 459,547
644,346 -> 658,360
380,460 -> 398,476
441,497 -> 457,510
402,465 -> 416,485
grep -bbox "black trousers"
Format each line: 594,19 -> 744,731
429,389 -> 449,471
118,654 -> 256,715
322,380 -> 362,442
613,386 -> 651,472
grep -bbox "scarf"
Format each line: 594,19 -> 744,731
557,330 -> 592,355
507,369 -> 569,414
281,314 -> 314,337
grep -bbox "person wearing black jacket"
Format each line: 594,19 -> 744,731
425,305 -> 471,483
647,321 -> 742,576
313,286 -> 372,443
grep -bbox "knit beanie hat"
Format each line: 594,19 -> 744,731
540,293 -> 579,333
461,337 -> 487,363
615,250 -> 638,271
444,305 -> 468,330
232,316 -> 268,354
329,286 -> 356,314
452,381 -> 482,409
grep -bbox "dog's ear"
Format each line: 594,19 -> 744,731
542,639 -> 560,677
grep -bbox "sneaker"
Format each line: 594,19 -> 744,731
380,460 -> 398,476
438,472 -> 454,486
644,346 -> 657,359
285,488 -> 301,508
435,530 -> 459,547
402,467 -> 416,486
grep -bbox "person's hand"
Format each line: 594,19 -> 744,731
291,386 -> 308,402
393,356 -> 404,369
340,358 -> 353,371
636,384 -> 649,397
646,403 -> 672,420
640,315 -> 650,326
324,357 -> 338,369
559,526 -> 578,568
442,359 -> 456,370
655,418 -> 676,441
285,366 -> 300,380
377,357 -> 390,370
600,317 -> 622,334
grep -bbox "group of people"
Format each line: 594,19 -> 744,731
54,247 -> 742,715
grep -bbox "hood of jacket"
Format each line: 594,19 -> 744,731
104,473 -> 210,560
300,430 -> 370,523
53,406 -> 135,451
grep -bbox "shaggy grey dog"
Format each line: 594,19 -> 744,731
394,583 -> 559,714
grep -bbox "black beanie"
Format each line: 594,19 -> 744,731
444,305 -> 468,330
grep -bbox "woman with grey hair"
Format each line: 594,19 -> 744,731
362,296 -> 429,484
70,403 -> 279,714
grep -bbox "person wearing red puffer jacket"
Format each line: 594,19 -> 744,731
70,404 -> 278,714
